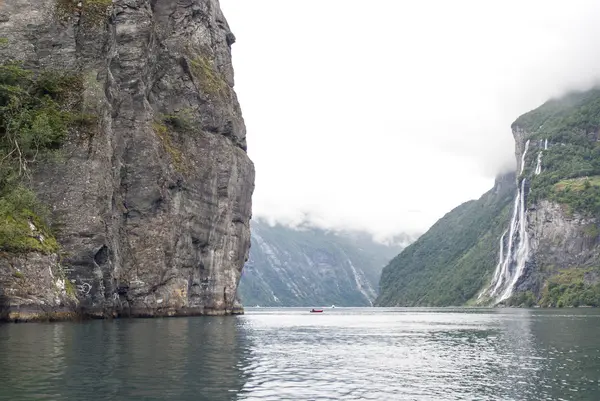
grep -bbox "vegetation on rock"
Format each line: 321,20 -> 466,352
189,55 -> 227,96
538,268 -> 600,307
55,0 -> 113,28
518,89 -> 600,217
0,63 -> 83,253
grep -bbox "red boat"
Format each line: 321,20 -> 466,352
310,309 -> 323,313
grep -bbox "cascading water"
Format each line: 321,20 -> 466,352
535,152 -> 542,175
535,138 -> 547,175
482,140 -> 532,303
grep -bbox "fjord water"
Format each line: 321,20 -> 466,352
1,309 -> 599,400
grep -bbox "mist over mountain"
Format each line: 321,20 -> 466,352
238,219 -> 412,307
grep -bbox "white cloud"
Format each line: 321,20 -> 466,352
221,0 -> 600,237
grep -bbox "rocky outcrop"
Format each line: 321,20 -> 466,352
518,200 -> 600,295
0,0 -> 254,321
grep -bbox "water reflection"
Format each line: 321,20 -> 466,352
0,317 -> 250,401
1,309 -> 600,400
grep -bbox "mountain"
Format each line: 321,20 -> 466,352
0,0 -> 253,321
238,220 -> 409,307
377,87 -> 600,308
376,174 -> 516,306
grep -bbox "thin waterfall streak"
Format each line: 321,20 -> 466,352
544,138 -> 548,150
520,140 -> 530,174
492,230 -> 508,282
535,152 -> 542,175
481,230 -> 508,299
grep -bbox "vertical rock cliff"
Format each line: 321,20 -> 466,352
0,0 -> 254,320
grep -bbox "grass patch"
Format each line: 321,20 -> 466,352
554,176 -> 600,191
0,187 -> 59,253
152,121 -> 185,172
65,278 -> 76,297
55,0 -> 113,28
0,38 -> 8,46
189,55 -> 227,96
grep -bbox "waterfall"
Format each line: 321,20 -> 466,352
535,138 -> 547,175
519,140 -> 530,174
535,152 -> 542,175
499,178 -> 529,301
483,140 -> 531,303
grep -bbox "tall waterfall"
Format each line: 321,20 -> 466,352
481,140 -> 532,303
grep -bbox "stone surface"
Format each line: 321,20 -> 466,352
0,0 -> 254,320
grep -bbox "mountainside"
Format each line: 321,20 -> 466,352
238,220 -> 408,307
377,87 -> 600,308
0,0 -> 253,321
375,174 -> 516,306
486,88 -> 600,307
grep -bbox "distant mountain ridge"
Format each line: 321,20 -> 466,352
238,220 -> 410,307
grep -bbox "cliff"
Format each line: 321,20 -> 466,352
482,89 -> 600,307
378,87 -> 600,308
375,173 -> 516,307
0,0 -> 254,321
239,219 -> 408,307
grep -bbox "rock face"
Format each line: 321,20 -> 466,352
521,200 -> 600,294
239,220 -> 409,307
0,0 -> 254,321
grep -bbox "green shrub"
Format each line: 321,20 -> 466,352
540,268 -> 600,307
0,63 -> 83,253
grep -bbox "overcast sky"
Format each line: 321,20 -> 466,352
220,0 -> 600,239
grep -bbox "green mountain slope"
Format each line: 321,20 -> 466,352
238,220 -> 408,307
377,87 -> 600,308
375,174 -> 516,306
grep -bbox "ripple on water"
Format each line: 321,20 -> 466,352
0,308 -> 599,400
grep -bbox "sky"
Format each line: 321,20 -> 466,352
220,0 -> 600,239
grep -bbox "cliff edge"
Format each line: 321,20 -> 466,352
0,0 -> 254,321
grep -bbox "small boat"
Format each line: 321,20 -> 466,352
310,308 -> 323,313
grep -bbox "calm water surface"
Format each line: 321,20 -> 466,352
1,308 -> 599,400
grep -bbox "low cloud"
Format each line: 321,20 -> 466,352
222,0 -> 600,236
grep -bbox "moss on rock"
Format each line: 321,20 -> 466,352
152,121 -> 185,172
189,55 -> 227,96
55,0 -> 113,28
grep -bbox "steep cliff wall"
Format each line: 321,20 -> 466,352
0,0 -> 254,321
488,92 -> 600,307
